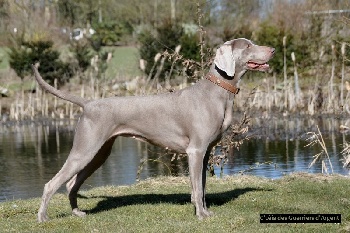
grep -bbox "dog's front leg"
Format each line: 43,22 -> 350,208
187,148 -> 213,220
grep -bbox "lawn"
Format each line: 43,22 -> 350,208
0,47 -> 9,70
105,46 -> 142,79
0,45 -> 141,76
1,174 -> 349,232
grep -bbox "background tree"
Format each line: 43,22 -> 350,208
138,19 -> 203,79
9,40 -> 73,86
1,0 -> 350,82
0,0 -> 9,45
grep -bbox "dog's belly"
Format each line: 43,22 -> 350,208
114,129 -> 190,154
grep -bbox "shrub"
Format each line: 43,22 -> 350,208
90,20 -> 133,50
222,23 -> 253,42
138,20 -> 183,79
180,33 -> 200,61
9,40 -> 73,86
92,50 -> 110,80
138,30 -> 158,76
8,45 -> 31,81
69,40 -> 93,73
254,21 -> 311,75
138,19 -> 201,79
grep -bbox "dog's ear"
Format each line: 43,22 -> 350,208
214,43 -> 235,76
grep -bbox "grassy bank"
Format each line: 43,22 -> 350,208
1,174 -> 350,232
0,47 -> 9,70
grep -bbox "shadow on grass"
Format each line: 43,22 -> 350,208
83,187 -> 271,215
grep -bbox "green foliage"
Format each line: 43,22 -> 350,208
8,46 -> 31,80
138,30 -> 158,76
157,21 -> 183,50
57,0 -> 100,27
70,36 -> 114,82
90,21 -> 133,50
138,20 -> 201,79
254,22 -> 308,74
69,41 -> 93,72
138,20 -> 183,79
93,50 -> 110,80
222,23 -> 253,42
180,33 -> 200,61
8,40 -> 73,85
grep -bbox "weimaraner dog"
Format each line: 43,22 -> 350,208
32,38 -> 274,222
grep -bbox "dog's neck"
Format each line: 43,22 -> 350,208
210,64 -> 247,87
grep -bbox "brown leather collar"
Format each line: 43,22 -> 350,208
205,73 -> 240,95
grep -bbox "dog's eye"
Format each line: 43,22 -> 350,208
247,44 -> 251,49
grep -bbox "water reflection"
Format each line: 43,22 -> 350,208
0,116 -> 349,202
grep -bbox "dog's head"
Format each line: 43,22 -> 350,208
214,38 -> 275,77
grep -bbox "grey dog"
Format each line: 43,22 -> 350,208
32,38 -> 274,222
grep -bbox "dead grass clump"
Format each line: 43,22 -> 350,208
340,141 -> 350,170
304,125 -> 334,174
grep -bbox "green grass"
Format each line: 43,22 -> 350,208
0,47 -> 9,70
0,45 -> 141,77
1,174 -> 350,232
60,45 -> 141,80
105,46 -> 141,79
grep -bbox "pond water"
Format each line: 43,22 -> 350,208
0,115 -> 350,202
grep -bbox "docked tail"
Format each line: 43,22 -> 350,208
31,64 -> 89,108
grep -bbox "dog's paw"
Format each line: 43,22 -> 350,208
204,209 -> 214,217
38,212 -> 49,223
196,209 -> 214,220
72,208 -> 87,217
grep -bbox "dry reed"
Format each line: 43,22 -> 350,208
340,142 -> 350,171
304,125 -> 334,174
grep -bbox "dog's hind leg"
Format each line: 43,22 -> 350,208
37,122 -> 114,222
37,152 -> 95,222
66,137 -> 117,217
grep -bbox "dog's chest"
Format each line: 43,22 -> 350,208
221,99 -> 234,133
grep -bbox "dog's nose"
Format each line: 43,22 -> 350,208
270,48 -> 275,54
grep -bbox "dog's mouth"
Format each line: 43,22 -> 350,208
246,61 -> 270,71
